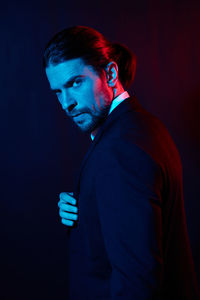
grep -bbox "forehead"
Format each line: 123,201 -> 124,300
45,58 -> 96,87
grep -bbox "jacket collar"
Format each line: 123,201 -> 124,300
73,95 -> 142,199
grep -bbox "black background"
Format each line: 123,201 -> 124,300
1,0 -> 200,299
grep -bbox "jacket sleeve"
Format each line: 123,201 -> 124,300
95,137 -> 164,299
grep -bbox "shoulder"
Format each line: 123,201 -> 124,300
98,101 -> 182,171
96,134 -> 162,183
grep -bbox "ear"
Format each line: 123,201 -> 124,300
105,61 -> 119,87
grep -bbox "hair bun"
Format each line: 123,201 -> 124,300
111,42 -> 137,89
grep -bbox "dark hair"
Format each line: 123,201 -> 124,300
43,25 -> 136,89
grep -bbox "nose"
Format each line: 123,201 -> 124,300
62,100 -> 77,113
61,91 -> 77,113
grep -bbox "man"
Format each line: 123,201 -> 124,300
43,26 -> 200,299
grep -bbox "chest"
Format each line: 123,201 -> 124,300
70,158 -> 106,257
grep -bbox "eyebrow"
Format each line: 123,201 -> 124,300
50,75 -> 85,92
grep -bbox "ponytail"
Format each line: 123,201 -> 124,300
112,43 -> 136,89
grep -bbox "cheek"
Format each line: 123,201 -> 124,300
84,80 -> 102,110
93,79 -> 110,108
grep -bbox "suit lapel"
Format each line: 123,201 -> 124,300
73,95 -> 141,199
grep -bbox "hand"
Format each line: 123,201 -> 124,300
58,192 -> 78,227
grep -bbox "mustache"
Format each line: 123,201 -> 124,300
66,108 -> 92,118
66,105 -> 110,119
67,111 -> 86,117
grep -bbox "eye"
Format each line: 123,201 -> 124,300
73,78 -> 82,87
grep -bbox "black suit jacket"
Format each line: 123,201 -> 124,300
67,96 -> 199,299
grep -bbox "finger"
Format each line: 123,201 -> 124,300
58,200 -> 77,210
59,192 -> 76,205
59,210 -> 78,221
59,192 -> 74,199
58,202 -> 78,213
61,218 -> 74,226
58,197 -> 76,205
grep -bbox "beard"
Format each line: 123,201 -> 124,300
75,103 -> 111,134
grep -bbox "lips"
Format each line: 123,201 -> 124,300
69,113 -> 81,117
73,113 -> 84,117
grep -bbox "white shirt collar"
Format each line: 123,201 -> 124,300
90,91 -> 130,140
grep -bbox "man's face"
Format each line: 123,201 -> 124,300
45,58 -> 113,133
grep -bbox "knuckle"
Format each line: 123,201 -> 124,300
59,192 -> 65,198
59,192 -> 67,200
59,203 -> 64,210
59,210 -> 67,218
61,211 -> 69,219
60,203 -> 68,210
59,210 -> 63,217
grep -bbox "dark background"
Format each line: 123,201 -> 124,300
1,0 -> 200,299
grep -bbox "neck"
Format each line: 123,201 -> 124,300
112,84 -> 125,99
91,89 -> 128,140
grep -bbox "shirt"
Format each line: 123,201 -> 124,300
90,91 -> 130,140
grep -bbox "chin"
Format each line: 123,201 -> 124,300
80,124 -> 97,133
77,119 -> 101,134
75,111 -> 108,134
